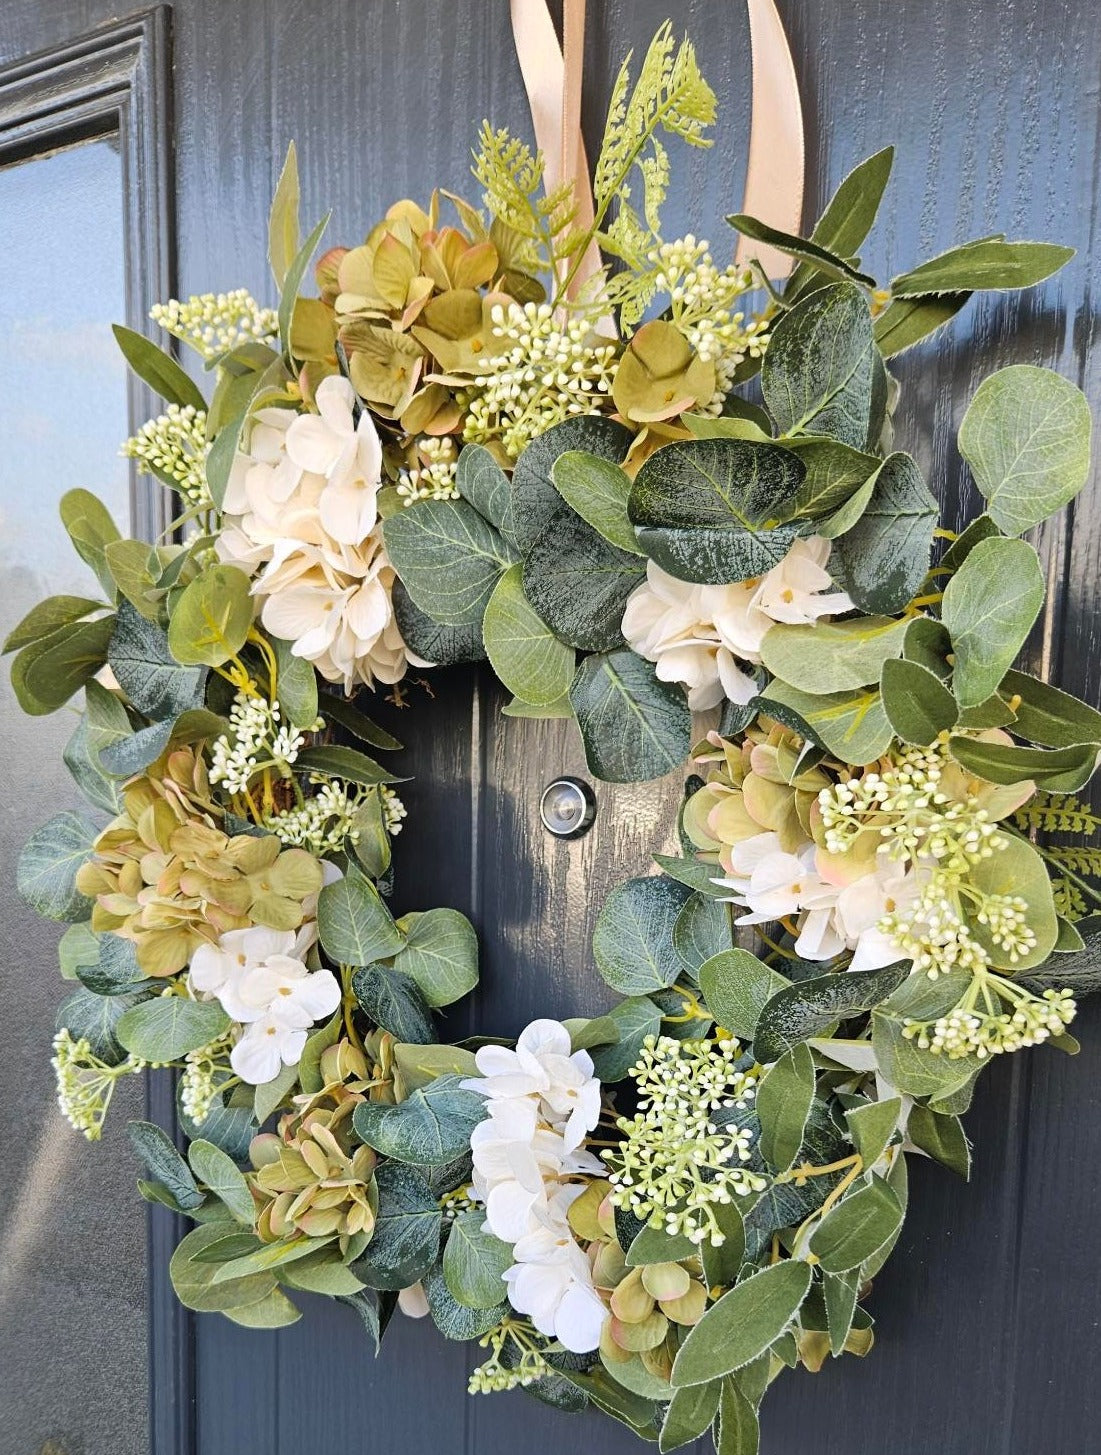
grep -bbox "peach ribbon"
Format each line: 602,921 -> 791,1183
508,0 -> 805,288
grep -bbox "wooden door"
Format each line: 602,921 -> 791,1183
1,3 -> 1099,1453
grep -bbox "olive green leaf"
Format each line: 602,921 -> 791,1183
873,294 -> 969,358
698,950 -> 791,1041
483,563 -> 576,704
958,364 -> 1091,536
169,1223 -> 279,1314
670,1261 -> 813,1385
351,965 -> 436,1044
673,893 -> 731,978
901,615 -> 953,679
906,1105 -> 971,1179
809,1175 -> 902,1274
512,415 -> 634,553
941,536 -> 1045,708
112,324 -> 207,412
268,141 -> 300,289
295,742 -> 403,787
391,908 -> 479,1008
116,995 -> 232,1062
758,679 -> 893,765
13,615 -> 115,715
59,488 -> 122,599
383,499 -> 518,626
660,1380 -> 722,1452
783,146 -> 894,301
3,595 -> 105,654
570,649 -> 692,783
392,1042 -> 479,1095
752,962 -> 911,1063
829,452 -> 937,614
845,1098 -> 902,1171
999,668 -> 1101,747
593,875 -> 693,995
352,1076 -> 487,1165
277,211 -> 330,357
522,513 -> 644,651
551,450 -> 643,554
761,615 -> 909,696
109,600 -> 208,721
716,1378 -> 760,1455
271,634 -> 319,728
727,212 -> 876,286
455,443 -> 514,538
316,692 -> 402,751
880,656 -> 958,744
17,811 -> 98,921
318,867 -> 406,965
104,538 -> 160,620
443,1210 -> 512,1309
965,834 -> 1058,969
701,1203 -> 747,1291
167,563 -> 254,667
188,1139 -> 256,1224
755,1043 -> 815,1171
761,282 -> 876,447
424,1263 -> 507,1341
890,238 -> 1073,297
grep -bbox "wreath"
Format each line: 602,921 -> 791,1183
7,22 -> 1099,1454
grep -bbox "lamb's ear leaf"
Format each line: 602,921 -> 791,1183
890,238 -> 1074,297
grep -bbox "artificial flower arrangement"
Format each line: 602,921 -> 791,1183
7,23 -> 1101,1455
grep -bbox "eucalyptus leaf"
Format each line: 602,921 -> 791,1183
383,499 -> 517,626
941,536 -> 1045,708
188,1138 -> 257,1224
59,489 -> 122,599
552,450 -> 645,554
167,563 -> 255,667
570,649 -> 692,783
958,364 -> 1091,536
829,452 -> 937,614
523,513 -> 644,651
593,875 -> 693,994
295,743 -> 403,787
318,867 -> 405,965
352,1075 -> 486,1165
3,595 -> 105,654
456,443 -> 514,538
761,615 -> 908,695
590,997 -> 663,1082
443,1210 -> 512,1309
673,893 -> 731,978
351,964 -> 436,1044
757,680 -> 893,764
511,415 -> 633,553
752,962 -> 910,1062
109,601 -> 207,721
268,141 -> 300,289
424,1263 -> 507,1341
483,563 -> 576,703
761,282 -> 876,447
352,1163 -> 442,1291
392,908 -> 479,1008
16,811 -> 97,922
698,950 -> 791,1041
15,616 -> 115,715
169,1223 -> 278,1314
392,579 -> 487,663
999,669 -> 1101,747
116,995 -> 232,1062
127,1120 -> 205,1211
906,1104 -> 971,1178
57,986 -> 144,1065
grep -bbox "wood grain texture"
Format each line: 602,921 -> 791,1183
1,0 -> 1099,1450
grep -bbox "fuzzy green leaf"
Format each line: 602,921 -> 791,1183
552,450 -> 643,554
17,811 -> 97,921
383,499 -> 517,626
809,1176 -> 902,1273
890,239 -> 1073,297
318,867 -> 405,965
391,908 -> 479,1008
829,452 -> 937,614
670,1261 -> 813,1385
593,875 -> 693,994
755,1044 -> 816,1171
881,656 -> 959,744
761,615 -> 908,696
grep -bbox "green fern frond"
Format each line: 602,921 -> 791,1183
1042,846 -> 1101,876
1052,877 -> 1089,921
1012,793 -> 1101,836
472,124 -> 578,275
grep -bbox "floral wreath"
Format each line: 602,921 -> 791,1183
8,23 -> 1099,1454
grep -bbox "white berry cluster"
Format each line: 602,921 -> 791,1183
465,301 -> 617,458
903,985 -> 1076,1060
396,435 -> 459,506
149,289 -> 278,364
649,236 -> 770,411
121,404 -> 210,506
209,692 -> 316,795
604,1034 -> 765,1247
52,1030 -> 147,1141
468,1318 -> 552,1395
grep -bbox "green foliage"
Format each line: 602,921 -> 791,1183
570,648 -> 692,782
761,282 -> 877,447
958,364 -> 1092,536
382,498 -> 518,627
670,1261 -> 812,1385
351,965 -> 436,1044
352,1076 -> 486,1165
442,1210 -> 512,1309
391,908 -> 479,1008
116,995 -> 232,1063
318,867 -> 406,966
829,452 -> 937,615
472,123 -> 580,280
352,1164 -> 441,1291
17,812 -> 97,922
593,874 -> 693,994
941,536 -> 1045,708
755,1044 -> 815,1171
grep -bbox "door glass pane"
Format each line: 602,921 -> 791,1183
0,136 -> 147,1455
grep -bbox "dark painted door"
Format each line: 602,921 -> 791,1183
1,4 -> 1099,1454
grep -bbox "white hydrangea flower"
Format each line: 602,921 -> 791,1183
461,1019 -> 607,1354
622,537 -> 855,710
217,376 -> 427,692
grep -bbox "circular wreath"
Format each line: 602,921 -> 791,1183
7,25 -> 1099,1454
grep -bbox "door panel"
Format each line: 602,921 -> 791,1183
0,134 -> 147,1455
0,2 -> 1098,1452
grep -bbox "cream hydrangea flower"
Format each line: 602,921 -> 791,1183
622,536 -> 854,710
218,376 -> 426,691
